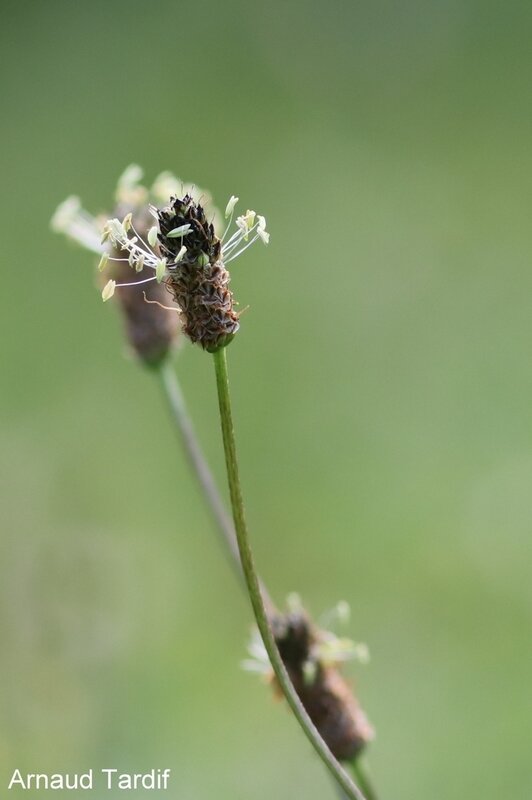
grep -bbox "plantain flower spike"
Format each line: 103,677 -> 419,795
243,595 -> 374,762
97,178 -> 269,353
53,167 -> 269,354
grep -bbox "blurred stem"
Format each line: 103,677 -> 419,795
157,358 -> 242,580
157,358 -> 273,611
351,759 -> 378,800
212,347 -> 367,800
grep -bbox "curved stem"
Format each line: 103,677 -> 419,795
158,359 -> 242,580
212,347 -> 367,800
157,359 -> 274,613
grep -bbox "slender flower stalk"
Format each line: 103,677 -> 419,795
158,359 -> 241,577
159,357 -> 377,798
352,760 -> 378,800
52,166 -> 377,799
157,358 -> 276,612
212,347 -> 367,800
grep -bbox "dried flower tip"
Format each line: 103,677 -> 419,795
102,279 -> 116,301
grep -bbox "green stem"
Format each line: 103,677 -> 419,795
352,759 -> 378,800
157,359 -> 274,613
212,347 -> 367,800
158,359 -> 242,580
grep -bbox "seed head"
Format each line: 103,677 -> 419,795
243,596 -> 374,761
157,195 -> 239,352
52,166 -> 269,354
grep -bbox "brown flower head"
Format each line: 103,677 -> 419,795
244,596 -> 374,762
157,194 -> 239,352
98,187 -> 268,353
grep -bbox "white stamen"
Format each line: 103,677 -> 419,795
167,224 -> 192,238
115,275 -> 157,288
224,232 -> 261,264
102,279 -> 116,301
148,226 -> 158,247
51,196 -> 104,255
174,245 -> 187,263
225,195 -> 239,218
151,171 -> 181,204
115,164 -> 146,205
257,226 -> 270,244
108,218 -> 127,244
155,258 -> 167,283
50,196 -> 81,232
117,164 -> 143,190
257,215 -> 269,243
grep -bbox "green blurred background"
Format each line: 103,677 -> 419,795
1,1 -> 531,797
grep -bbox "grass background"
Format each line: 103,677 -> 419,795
1,1 -> 531,797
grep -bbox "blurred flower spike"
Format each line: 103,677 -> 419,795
243,595 -> 374,761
